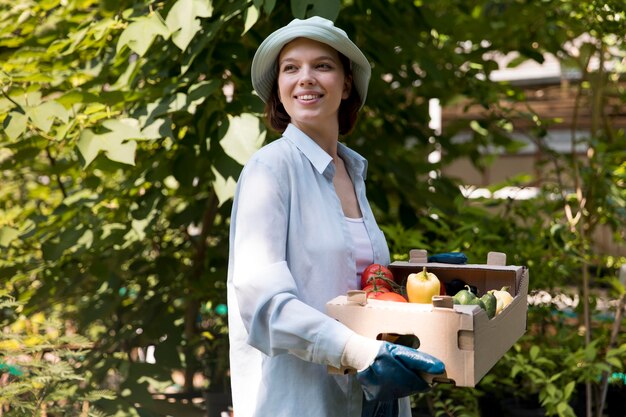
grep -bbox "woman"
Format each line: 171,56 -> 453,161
227,16 -> 445,417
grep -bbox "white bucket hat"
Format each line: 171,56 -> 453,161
251,16 -> 371,109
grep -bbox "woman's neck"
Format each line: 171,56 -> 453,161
294,121 -> 340,159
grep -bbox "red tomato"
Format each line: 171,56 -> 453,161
362,284 -> 390,299
371,292 -> 408,302
361,264 -> 394,290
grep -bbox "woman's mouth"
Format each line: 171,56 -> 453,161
296,94 -> 323,101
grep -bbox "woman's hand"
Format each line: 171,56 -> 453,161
356,342 -> 445,401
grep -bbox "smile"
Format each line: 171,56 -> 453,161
296,94 -> 322,101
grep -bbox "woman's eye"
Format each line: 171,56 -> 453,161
282,64 -> 297,72
317,63 -> 332,69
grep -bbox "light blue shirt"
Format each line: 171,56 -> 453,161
227,124 -> 409,417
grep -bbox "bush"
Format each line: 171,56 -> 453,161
0,295 -> 114,416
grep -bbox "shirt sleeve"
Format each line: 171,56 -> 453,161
230,158 -> 353,368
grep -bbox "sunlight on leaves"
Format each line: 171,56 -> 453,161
211,166 -> 237,207
219,113 -> 265,166
0,226 -> 20,247
117,13 -> 170,57
26,100 -> 69,133
243,5 -> 260,35
166,0 -> 213,51
4,111 -> 28,140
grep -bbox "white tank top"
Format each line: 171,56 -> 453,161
345,216 -> 374,287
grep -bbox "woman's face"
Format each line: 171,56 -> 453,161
277,37 -> 352,133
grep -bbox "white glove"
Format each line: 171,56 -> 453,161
341,333 -> 383,371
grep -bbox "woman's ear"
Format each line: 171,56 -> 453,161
342,74 -> 353,100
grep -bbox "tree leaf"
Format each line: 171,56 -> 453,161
606,356 -> 623,368
104,139 -> 137,166
291,0 -> 340,20
291,0 -> 309,19
8,90 -> 42,108
4,111 -> 28,141
76,130 -> 100,167
529,345 -> 540,361
243,5 -> 260,35
117,13 -> 170,57
219,113 -> 265,166
141,118 -> 172,140
211,166 -> 237,207
263,0 -> 277,14
101,119 -> 144,140
26,100 -> 68,133
563,380 -> 575,399
511,364 -> 523,378
41,226 -> 85,260
0,226 -> 20,247
77,120 -> 144,167
187,80 -> 219,105
166,0 -> 213,51
56,90 -> 100,107
556,402 -> 572,417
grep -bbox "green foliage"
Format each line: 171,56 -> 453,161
1,0 -> 264,411
413,382 -> 481,417
476,300 -> 626,417
0,295 -> 114,416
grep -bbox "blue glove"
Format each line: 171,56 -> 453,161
428,252 -> 468,264
356,342 -> 445,402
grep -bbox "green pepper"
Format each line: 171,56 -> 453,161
480,293 -> 497,319
468,297 -> 486,311
453,285 -> 489,315
453,286 -> 477,305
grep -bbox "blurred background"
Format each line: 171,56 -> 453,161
1,0 -> 625,416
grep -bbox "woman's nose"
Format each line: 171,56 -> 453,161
298,67 -> 316,85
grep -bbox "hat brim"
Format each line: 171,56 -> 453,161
251,19 -> 371,110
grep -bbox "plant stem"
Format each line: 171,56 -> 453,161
582,262 -> 593,417
596,292 -> 626,417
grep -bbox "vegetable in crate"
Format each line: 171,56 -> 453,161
452,286 -> 476,305
361,264 -> 394,290
444,278 -> 477,296
453,286 -> 487,312
489,287 -> 514,315
373,292 -> 408,302
406,267 -> 441,304
362,283 -> 408,302
480,293 -> 497,319
362,283 -> 389,299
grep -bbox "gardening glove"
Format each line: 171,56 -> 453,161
341,333 -> 384,372
340,335 -> 403,416
428,252 -> 468,264
355,340 -> 445,402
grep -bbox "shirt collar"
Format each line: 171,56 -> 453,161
283,123 -> 368,179
338,142 -> 368,181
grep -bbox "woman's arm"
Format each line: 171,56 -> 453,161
229,158 -> 352,367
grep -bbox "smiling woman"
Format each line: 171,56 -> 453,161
227,16 -> 445,417
276,37 -> 352,141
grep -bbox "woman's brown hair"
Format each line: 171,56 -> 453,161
264,52 -> 362,136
